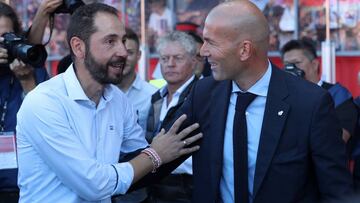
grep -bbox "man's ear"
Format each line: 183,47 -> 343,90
311,58 -> 320,73
70,36 -> 86,59
137,50 -> 142,61
239,40 -> 252,61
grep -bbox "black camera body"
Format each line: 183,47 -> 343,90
284,63 -> 305,78
55,0 -> 85,14
1,32 -> 47,68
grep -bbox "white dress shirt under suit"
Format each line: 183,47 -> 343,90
220,63 -> 271,203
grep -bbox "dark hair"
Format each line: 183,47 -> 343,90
67,3 -> 119,59
188,32 -> 203,44
281,39 -> 317,61
0,2 -> 22,34
125,27 -> 140,49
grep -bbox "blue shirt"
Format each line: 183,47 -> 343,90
220,63 -> 271,203
16,65 -> 148,203
0,68 -> 48,191
122,74 -> 157,130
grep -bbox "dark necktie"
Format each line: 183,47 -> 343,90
233,92 -> 257,203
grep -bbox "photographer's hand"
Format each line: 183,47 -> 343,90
10,59 -> 36,94
0,47 -> 9,64
28,0 -> 63,44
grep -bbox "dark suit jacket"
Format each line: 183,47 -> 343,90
176,66 -> 353,203
321,81 -> 358,137
146,77 -> 198,143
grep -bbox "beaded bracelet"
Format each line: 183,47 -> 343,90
141,147 -> 162,173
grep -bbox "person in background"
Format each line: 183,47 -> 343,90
148,0 -> 176,38
15,3 -> 201,202
175,22 -> 211,78
56,54 -> 72,74
148,0 -> 176,53
0,1 -> 62,202
146,31 -> 198,203
117,27 -> 157,131
281,39 -> 358,144
113,27 -> 157,203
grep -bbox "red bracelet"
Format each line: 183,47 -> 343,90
141,148 -> 162,173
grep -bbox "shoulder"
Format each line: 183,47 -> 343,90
25,74 -> 63,100
138,79 -> 158,95
193,76 -> 225,92
275,66 -> 326,95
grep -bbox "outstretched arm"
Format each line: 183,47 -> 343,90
27,0 -> 62,44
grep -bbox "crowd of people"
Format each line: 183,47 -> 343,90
8,0 -> 360,57
0,0 -> 360,203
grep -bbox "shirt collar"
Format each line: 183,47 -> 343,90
63,63 -> 114,102
159,75 -> 195,98
317,79 -> 323,87
232,61 -> 272,97
130,74 -> 142,91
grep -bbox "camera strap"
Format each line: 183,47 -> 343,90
43,13 -> 56,46
0,76 -> 14,132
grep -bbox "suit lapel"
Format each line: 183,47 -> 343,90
252,67 -> 290,197
209,80 -> 232,197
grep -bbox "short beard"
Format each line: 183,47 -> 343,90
84,47 -> 125,85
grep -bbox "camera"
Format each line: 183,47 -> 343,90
1,32 -> 47,68
284,63 -> 305,78
55,0 -> 85,14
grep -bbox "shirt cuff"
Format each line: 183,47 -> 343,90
111,162 -> 134,195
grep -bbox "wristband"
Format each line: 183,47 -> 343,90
141,147 -> 162,173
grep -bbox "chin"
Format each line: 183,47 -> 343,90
212,72 -> 223,81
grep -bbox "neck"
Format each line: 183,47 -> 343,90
118,72 -> 136,92
235,59 -> 268,91
74,61 -> 104,105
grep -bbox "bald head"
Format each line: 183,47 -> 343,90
206,1 -> 270,52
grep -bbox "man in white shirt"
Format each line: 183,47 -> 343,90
146,31 -> 198,203
114,27 -> 157,203
117,27 -> 157,131
16,3 -> 202,203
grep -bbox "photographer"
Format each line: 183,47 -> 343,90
281,39 -> 358,144
0,1 -> 61,202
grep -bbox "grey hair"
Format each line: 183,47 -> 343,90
156,31 -> 197,56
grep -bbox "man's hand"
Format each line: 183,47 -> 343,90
150,114 -> 202,164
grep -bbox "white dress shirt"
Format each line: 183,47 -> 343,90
122,74 -> 158,130
159,76 -> 195,175
220,63 -> 271,203
16,65 -> 148,203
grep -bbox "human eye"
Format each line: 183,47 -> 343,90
105,38 -> 115,45
175,55 -> 185,63
160,56 -> 168,63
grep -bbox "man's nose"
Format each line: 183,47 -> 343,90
116,42 -> 128,58
200,42 -> 209,57
168,57 -> 176,66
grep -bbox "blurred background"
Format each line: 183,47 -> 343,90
6,0 -> 360,96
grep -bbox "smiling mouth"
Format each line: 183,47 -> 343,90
109,62 -> 125,69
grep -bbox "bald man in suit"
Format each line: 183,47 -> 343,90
165,1 -> 353,203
